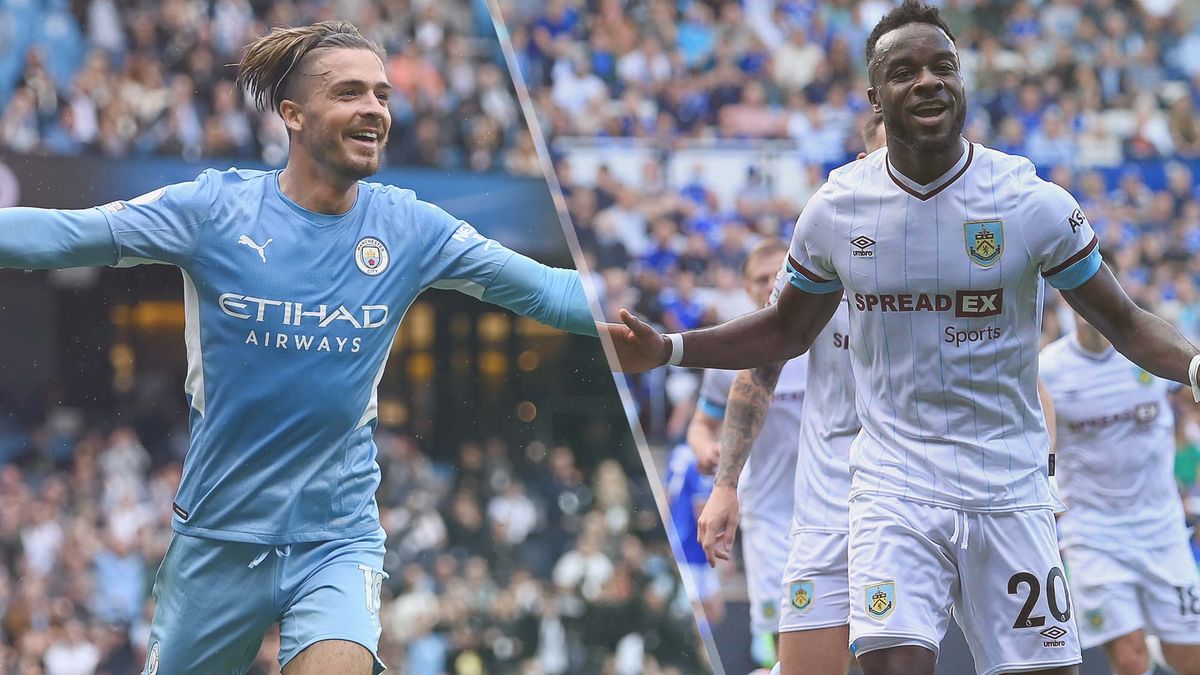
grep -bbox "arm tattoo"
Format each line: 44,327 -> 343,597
714,361 -> 784,488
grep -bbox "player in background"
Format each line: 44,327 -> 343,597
858,111 -> 886,160
686,239 -> 808,667
0,21 -> 598,675
606,2 -> 1200,674
665,442 -> 725,638
698,115 -> 886,675
1040,282 -> 1200,675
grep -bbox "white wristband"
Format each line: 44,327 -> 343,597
1189,354 -> 1200,404
666,333 -> 684,366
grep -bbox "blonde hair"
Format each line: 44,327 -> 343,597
236,20 -> 384,113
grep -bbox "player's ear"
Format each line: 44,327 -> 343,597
279,99 -> 303,134
867,87 -> 881,114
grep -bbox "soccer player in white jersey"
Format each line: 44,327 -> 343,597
697,115 -> 887,675
607,2 -> 1200,674
686,240 -> 807,656
1041,303 -> 1200,675
0,22 -> 600,675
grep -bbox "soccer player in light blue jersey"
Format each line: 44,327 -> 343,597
0,21 -> 598,675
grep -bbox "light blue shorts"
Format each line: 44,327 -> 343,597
141,527 -> 388,674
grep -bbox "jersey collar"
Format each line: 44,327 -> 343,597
272,171 -> 361,227
886,137 -> 973,201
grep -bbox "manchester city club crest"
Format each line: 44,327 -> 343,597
146,641 -> 160,675
964,220 -> 1003,268
1085,609 -> 1104,630
790,579 -> 814,613
865,581 -> 896,620
355,237 -> 390,276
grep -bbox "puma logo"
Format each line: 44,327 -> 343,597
237,235 -> 273,263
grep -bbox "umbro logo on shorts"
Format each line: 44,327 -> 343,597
1039,625 -> 1067,647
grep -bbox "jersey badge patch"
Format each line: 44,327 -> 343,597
789,579 -> 814,612
761,599 -> 777,619
865,581 -> 895,620
1134,367 -> 1154,386
146,641 -> 160,675
1084,609 -> 1104,630
964,220 -> 1003,268
355,237 -> 389,276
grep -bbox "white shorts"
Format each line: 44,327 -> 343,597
742,515 -> 790,634
1064,539 -> 1200,649
847,494 -> 1082,675
778,530 -> 849,633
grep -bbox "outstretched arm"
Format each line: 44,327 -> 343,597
605,283 -> 842,372
471,252 -> 599,336
0,207 -> 118,269
419,202 -> 599,337
1061,264 -> 1199,392
696,361 -> 783,566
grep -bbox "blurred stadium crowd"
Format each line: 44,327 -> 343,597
0,426 -> 706,674
506,0 -> 1200,560
0,0 -> 541,174
0,1 -> 706,671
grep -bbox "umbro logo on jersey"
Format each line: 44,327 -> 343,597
237,235 -> 273,263
851,236 -> 875,258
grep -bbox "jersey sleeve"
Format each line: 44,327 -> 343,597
418,199 -> 597,336
98,169 -> 220,268
1024,177 -> 1100,290
0,206 -> 118,269
786,183 -> 843,294
697,368 -> 736,419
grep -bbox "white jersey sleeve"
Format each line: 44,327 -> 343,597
786,183 -> 844,295
1018,170 -> 1101,290
697,368 -> 736,420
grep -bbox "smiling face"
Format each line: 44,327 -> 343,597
281,48 -> 392,182
867,22 -> 966,156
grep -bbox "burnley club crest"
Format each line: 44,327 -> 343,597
964,220 -> 1003,268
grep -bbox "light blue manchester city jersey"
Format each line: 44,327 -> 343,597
0,168 -> 595,544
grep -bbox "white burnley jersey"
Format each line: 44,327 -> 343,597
698,356 -> 807,525
786,140 -> 1101,512
1040,334 -> 1188,550
792,296 -> 859,533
